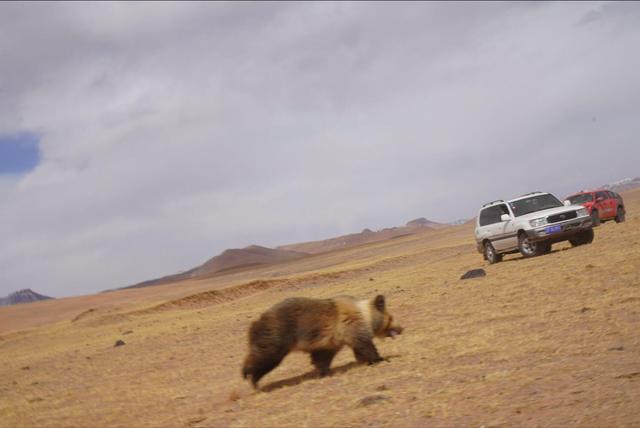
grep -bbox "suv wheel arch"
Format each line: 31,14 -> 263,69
484,240 -> 502,264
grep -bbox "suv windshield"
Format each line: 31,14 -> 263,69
567,193 -> 593,204
509,194 -> 563,217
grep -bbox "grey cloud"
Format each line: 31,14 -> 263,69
0,2 -> 639,297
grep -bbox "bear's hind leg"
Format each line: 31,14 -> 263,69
310,349 -> 337,377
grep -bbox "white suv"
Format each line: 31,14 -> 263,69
475,192 -> 594,264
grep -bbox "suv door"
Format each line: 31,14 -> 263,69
594,191 -> 608,220
492,204 -> 517,251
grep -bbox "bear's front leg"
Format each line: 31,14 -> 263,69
352,337 -> 383,364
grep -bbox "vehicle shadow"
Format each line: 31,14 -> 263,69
500,246 -> 573,264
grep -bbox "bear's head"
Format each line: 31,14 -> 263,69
369,294 -> 403,339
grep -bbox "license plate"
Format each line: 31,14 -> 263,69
545,225 -> 562,234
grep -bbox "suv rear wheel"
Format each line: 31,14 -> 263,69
484,241 -> 502,264
518,233 -> 543,258
615,207 -> 626,223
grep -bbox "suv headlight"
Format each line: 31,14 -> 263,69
577,207 -> 588,217
530,217 -> 548,228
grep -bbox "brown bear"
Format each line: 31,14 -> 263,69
242,294 -> 403,387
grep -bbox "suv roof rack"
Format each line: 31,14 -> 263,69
519,191 -> 545,197
482,199 -> 505,207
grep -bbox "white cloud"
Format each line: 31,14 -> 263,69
0,2 -> 639,297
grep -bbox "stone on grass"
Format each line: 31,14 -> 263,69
460,268 -> 486,280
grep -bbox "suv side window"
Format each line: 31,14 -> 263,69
596,191 -> 607,201
479,204 -> 509,226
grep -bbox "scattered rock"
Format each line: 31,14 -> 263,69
460,269 -> 486,280
369,278 -> 375,281
21,366 -> 30,370
357,394 -> 389,407
376,384 -> 389,391
122,330 -> 133,335
114,340 -> 126,347
608,346 -> 624,351
188,416 -> 207,425
580,307 -> 592,313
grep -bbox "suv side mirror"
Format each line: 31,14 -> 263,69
500,213 -> 511,222
563,200 -> 571,206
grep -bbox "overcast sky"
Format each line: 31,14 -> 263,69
1,2 -> 639,298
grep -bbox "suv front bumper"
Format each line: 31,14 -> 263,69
526,216 -> 592,242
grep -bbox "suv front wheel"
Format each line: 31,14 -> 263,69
569,228 -> 594,246
518,233 -> 543,258
484,241 -> 503,264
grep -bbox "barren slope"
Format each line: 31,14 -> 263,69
1,189 -> 639,427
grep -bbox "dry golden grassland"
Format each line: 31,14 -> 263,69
1,189 -> 639,427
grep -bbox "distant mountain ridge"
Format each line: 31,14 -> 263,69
278,218 -> 447,254
0,289 -> 53,307
603,177 -> 640,192
123,245 -> 308,290
405,217 -> 448,229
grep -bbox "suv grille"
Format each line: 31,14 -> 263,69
547,210 -> 577,223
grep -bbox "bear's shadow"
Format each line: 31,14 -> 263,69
260,354 -> 401,393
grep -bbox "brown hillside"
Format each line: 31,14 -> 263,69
0,188 -> 639,427
124,245 -> 309,290
191,245 -> 309,276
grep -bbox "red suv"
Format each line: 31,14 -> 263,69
565,189 -> 625,226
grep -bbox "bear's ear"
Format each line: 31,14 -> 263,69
374,295 -> 385,312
